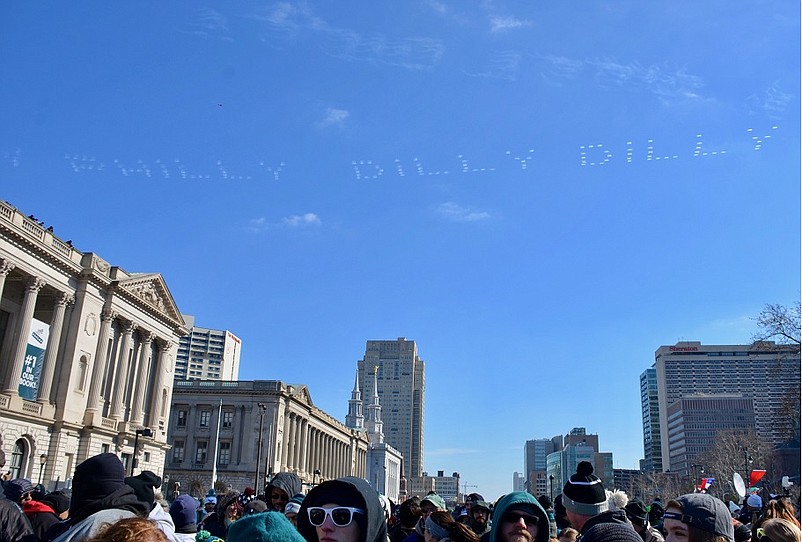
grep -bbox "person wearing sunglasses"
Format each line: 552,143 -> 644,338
663,494 -> 735,542
297,477 -> 387,542
488,492 -> 550,542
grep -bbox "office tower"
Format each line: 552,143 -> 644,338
640,367 -> 662,472
653,341 -> 801,472
357,338 -> 425,477
524,437 -> 560,494
175,315 -> 241,381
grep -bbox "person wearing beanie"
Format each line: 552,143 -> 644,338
561,462 -> 609,532
402,493 -> 448,542
297,476 -> 387,542
625,499 -> 664,542
50,453 -> 151,542
468,501 -> 492,538
663,494 -> 735,542
126,470 -> 178,541
266,472 -> 303,513
199,490 -> 242,539
41,490 -> 71,519
580,522 -> 643,542
488,492 -> 549,542
171,495 -> 201,542
228,511 -> 307,542
285,494 -> 305,527
201,495 -> 217,524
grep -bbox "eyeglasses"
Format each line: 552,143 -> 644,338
502,512 -> 539,526
307,506 -> 365,527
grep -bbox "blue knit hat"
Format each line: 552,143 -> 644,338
170,494 -> 200,533
227,511 -> 306,542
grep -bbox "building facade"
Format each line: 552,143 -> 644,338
357,338 -> 425,477
0,200 -> 185,487
544,428 -> 614,490
654,341 -> 801,471
640,367 -> 662,473
175,315 -> 241,381
166,379 -> 370,499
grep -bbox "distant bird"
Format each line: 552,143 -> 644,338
217,103 -> 223,107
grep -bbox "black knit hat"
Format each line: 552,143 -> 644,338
580,522 -> 642,542
39,490 -> 71,514
624,499 -> 649,527
561,462 -> 608,516
125,470 -> 162,506
72,453 -> 127,508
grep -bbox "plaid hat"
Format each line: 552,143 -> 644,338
664,494 -> 734,542
422,494 -> 447,511
581,522 -> 642,542
228,511 -> 306,542
624,499 -> 649,527
562,462 -> 608,517
3,478 -> 34,502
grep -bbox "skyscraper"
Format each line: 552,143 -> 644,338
652,341 -> 800,472
640,367 -> 662,472
175,315 -> 241,381
357,338 -> 425,477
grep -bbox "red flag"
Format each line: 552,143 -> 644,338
750,470 -> 767,486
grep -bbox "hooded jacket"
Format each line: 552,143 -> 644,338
489,492 -> 550,542
0,498 -> 36,542
22,499 -> 60,541
199,491 -> 241,539
297,477 -> 387,542
267,473 -> 303,508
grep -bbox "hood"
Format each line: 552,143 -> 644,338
489,492 -> 549,542
580,509 -> 630,534
267,473 -> 303,500
297,477 -> 386,542
23,499 -> 55,515
70,484 -> 150,523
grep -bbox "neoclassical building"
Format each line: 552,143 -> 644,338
0,200 -> 186,487
165,379 -> 370,498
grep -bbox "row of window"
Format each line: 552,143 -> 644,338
173,440 -> 232,464
175,409 -> 234,428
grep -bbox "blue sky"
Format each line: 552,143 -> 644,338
2,2 -> 799,500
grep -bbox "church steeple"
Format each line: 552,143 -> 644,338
365,366 -> 384,443
345,369 -> 364,430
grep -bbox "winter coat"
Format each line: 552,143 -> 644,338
22,499 -> 60,541
0,499 -> 36,542
488,492 -> 550,542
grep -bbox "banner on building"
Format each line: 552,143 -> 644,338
18,318 -> 50,401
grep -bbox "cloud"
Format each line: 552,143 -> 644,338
250,3 -> 445,70
184,8 -> 233,41
436,202 -> 491,222
744,84 -> 793,119
464,50 -> 522,81
247,213 -> 321,232
317,108 -> 349,128
489,16 -> 531,33
427,447 -> 482,456
282,213 -> 321,227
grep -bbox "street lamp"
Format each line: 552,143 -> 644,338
255,403 -> 267,492
313,469 -> 321,486
131,428 -> 154,476
549,475 -> 554,500
38,454 -> 47,486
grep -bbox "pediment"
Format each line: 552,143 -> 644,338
288,384 -> 313,406
118,273 -> 183,324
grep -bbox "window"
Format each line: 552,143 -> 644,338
173,441 -> 184,462
10,439 -> 27,479
77,355 -> 89,391
199,410 -> 210,428
101,444 -> 110,454
177,409 -> 188,427
222,411 -> 233,429
195,442 -> 208,464
219,441 -> 231,465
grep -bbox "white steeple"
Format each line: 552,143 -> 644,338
365,366 -> 384,443
345,369 -> 364,430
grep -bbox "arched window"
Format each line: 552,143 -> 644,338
10,438 -> 28,479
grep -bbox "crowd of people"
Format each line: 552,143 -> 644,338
1,455 -> 800,542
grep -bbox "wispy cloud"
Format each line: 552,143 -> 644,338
537,54 -> 708,104
489,16 -> 531,33
183,8 -> 233,41
745,84 -> 793,119
247,213 -> 321,232
436,202 -> 491,222
317,108 -> 349,128
464,50 -> 522,81
249,3 -> 445,70
282,213 -> 321,227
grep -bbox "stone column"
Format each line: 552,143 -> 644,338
37,291 -> 74,403
0,259 -> 15,301
86,309 -> 116,412
299,418 -> 308,474
5,277 -> 44,394
109,320 -> 136,420
130,331 -> 153,425
288,413 -> 297,470
282,409 -> 290,468
147,341 -> 170,426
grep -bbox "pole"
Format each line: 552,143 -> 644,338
549,475 -> 554,500
255,403 -> 265,492
131,432 -> 140,476
744,448 -> 750,494
211,400 -> 223,491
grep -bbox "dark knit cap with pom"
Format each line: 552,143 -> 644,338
562,461 -> 608,517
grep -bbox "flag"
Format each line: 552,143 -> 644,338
699,477 -> 715,490
750,470 -> 766,486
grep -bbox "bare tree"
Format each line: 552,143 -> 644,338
694,429 -> 773,502
751,302 -> 801,350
